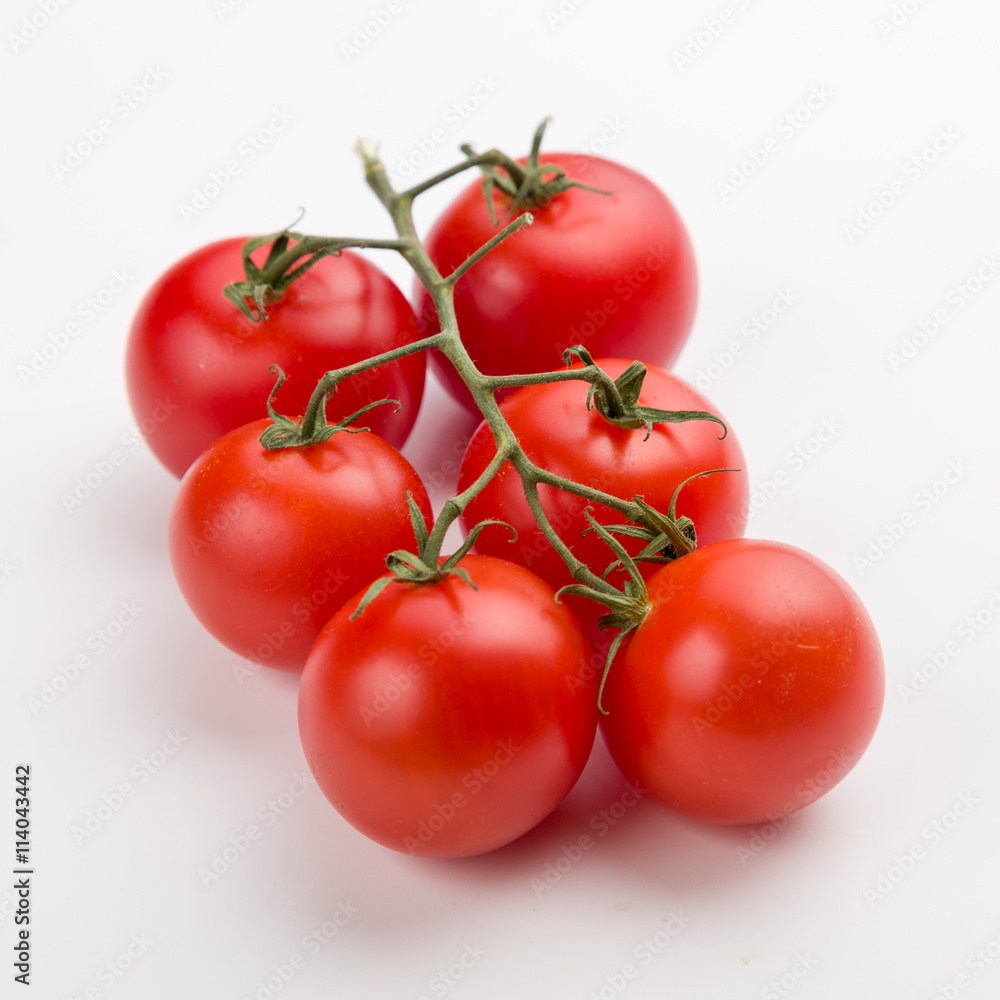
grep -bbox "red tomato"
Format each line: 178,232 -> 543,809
126,239 -> 425,478
416,153 -> 697,410
600,540 -> 885,825
298,555 -> 597,857
457,359 -> 749,643
168,418 -> 431,671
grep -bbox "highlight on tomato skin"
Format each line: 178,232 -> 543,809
126,237 -> 426,479
297,555 -> 599,858
598,538 -> 885,826
168,417 -> 432,671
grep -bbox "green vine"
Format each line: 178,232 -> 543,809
226,122 -> 731,692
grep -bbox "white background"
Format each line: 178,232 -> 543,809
3,0 -> 1000,997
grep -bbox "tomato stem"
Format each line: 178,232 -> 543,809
441,214 -> 534,288
224,231 -> 414,321
290,333 -> 446,447
250,125 -> 725,649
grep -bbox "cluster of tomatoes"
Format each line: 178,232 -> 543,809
125,140 -> 884,858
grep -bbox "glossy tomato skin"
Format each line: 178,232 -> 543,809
416,154 -> 697,410
457,359 -> 749,642
600,540 -> 885,825
168,418 -> 432,671
127,239 -> 425,478
298,555 -> 597,857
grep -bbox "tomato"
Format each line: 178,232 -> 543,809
126,238 -> 425,478
168,418 -> 431,671
298,555 -> 597,857
599,540 -> 885,825
416,153 -> 698,410
457,358 -> 749,643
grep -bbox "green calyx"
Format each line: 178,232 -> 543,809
565,347 -> 728,441
350,498 -> 517,620
258,366 -> 399,451
223,224 -> 317,322
595,470 -> 739,577
462,117 -> 610,225
223,223 -> 411,322
555,510 -> 651,714
557,469 -> 738,712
